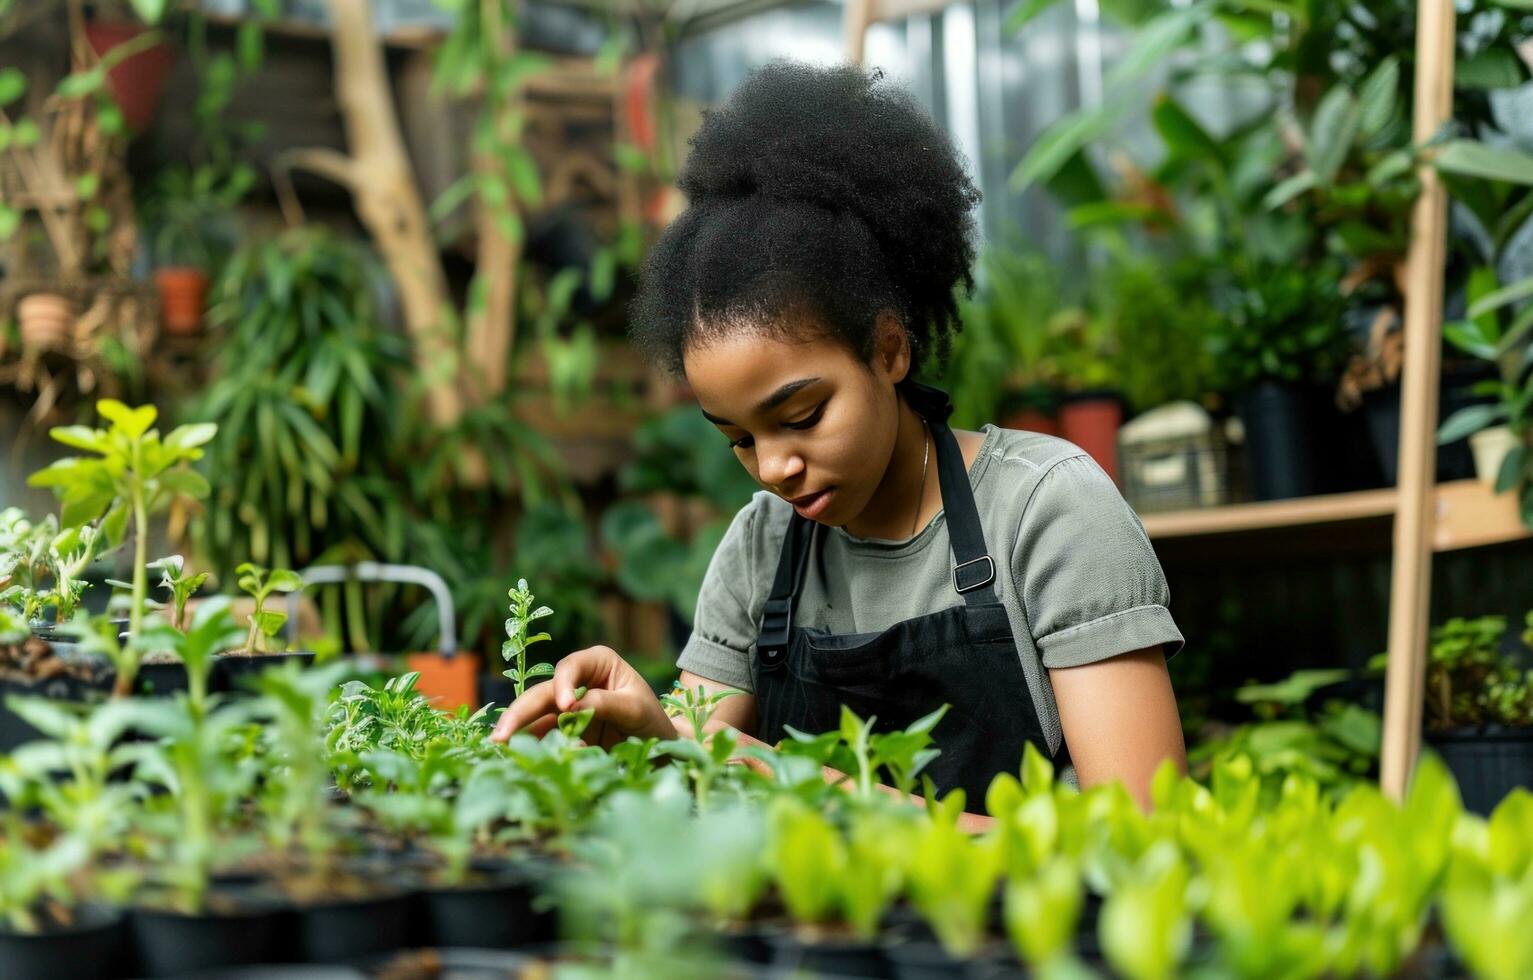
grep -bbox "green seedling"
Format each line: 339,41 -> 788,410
150,555 -> 210,631
139,596 -> 245,715
235,562 -> 302,655
502,578 -> 554,698
27,399 -> 216,693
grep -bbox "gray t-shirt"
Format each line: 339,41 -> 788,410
676,423 -> 1185,787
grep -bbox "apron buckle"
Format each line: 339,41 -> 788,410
953,555 -> 995,594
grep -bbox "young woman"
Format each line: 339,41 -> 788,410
492,60 -> 1186,811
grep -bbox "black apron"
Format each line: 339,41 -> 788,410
752,381 -> 1056,806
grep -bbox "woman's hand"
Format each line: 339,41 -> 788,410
489,645 -> 675,748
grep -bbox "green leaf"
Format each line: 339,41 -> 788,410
265,569 -> 304,593
1263,171 -> 1318,210
1456,48 -> 1526,90
1437,404 -> 1503,443
101,501 -> 129,548
1151,95 -> 1221,165
252,608 -> 287,637
0,204 -> 18,240
1357,56 -> 1399,136
1468,277 -> 1533,321
156,468 -> 211,500
164,422 -> 218,452
1004,0 -> 1061,34
97,399 -> 156,438
1306,85 -> 1361,185
0,67 -> 26,106
48,425 -> 108,453
129,0 -> 167,23
1496,446 -> 1525,495
57,70 -> 103,99
1435,140 -> 1533,186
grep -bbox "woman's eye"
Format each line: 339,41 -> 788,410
729,435 -> 755,450
783,402 -> 826,430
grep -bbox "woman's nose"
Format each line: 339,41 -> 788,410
757,440 -> 806,489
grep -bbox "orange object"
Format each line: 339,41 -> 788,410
1059,396 -> 1123,484
155,267 -> 209,335
1001,407 -> 1059,436
407,652 -> 481,713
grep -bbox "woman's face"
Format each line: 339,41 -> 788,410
683,316 -> 910,526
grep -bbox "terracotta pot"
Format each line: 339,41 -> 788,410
16,293 -> 74,351
83,21 -> 173,131
1059,393 -> 1124,483
1000,407 -> 1059,436
155,266 -> 209,335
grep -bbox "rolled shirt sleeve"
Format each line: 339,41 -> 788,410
1014,454 -> 1185,669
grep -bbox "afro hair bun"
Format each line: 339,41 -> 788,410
629,59 -> 982,377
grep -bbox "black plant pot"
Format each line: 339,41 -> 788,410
712,921 -> 777,965
0,674 -> 113,753
0,904 -> 128,980
1426,726 -> 1533,816
1236,382 -> 1325,501
134,661 -> 190,697
215,652 -> 317,693
130,898 -> 288,976
767,931 -> 892,978
421,871 -> 556,949
295,887 -> 415,963
1360,363 -> 1494,486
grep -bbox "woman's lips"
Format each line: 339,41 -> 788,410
788,488 -> 834,520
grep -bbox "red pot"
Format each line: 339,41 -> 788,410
1058,395 -> 1123,483
1001,407 -> 1060,436
84,21 -> 173,131
154,267 -> 209,335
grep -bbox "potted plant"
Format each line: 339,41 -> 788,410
26,399 -> 217,695
1371,614 -> 1533,816
1048,305 -> 1125,482
140,163 -> 253,336
1435,267 -> 1533,520
82,1 -> 174,133
1211,261 -> 1353,500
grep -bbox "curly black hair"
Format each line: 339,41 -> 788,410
628,59 -> 982,378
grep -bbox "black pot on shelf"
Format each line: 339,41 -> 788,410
1360,362 -> 1496,486
881,937 -> 1015,979
1235,382 -> 1328,500
129,893 -> 290,976
0,904 -> 128,980
1425,726 -> 1533,816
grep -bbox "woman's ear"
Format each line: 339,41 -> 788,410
873,310 -> 911,383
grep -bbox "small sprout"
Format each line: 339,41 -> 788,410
236,562 -> 303,655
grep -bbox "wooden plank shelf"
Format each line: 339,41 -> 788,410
1138,480 -> 1529,554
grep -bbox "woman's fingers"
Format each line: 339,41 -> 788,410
490,680 -> 560,742
552,646 -> 617,712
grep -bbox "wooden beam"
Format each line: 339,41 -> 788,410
845,0 -> 875,65
1380,0 -> 1457,804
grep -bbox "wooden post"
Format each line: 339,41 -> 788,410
845,0 -> 875,65
1379,0 -> 1456,803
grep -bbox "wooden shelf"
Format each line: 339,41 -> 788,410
1139,480 -> 1529,554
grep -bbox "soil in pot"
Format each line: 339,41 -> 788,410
0,902 -> 128,980
418,866 -> 556,949
1426,726 -> 1533,816
0,639 -> 115,753
153,267 -> 209,335
130,887 -> 290,976
767,928 -> 893,978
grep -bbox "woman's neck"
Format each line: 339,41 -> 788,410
843,397 -> 934,541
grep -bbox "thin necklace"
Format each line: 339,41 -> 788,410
911,418 -> 930,539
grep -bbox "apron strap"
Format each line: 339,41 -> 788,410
904,380 -> 998,602
758,512 -> 814,671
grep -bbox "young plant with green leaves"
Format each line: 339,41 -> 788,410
0,510 -> 58,624
904,796 -> 1005,956
27,400 -> 216,693
139,597 -> 246,715
235,562 -> 302,655
502,578 -> 554,698
149,555 -> 209,631
656,684 -> 744,811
